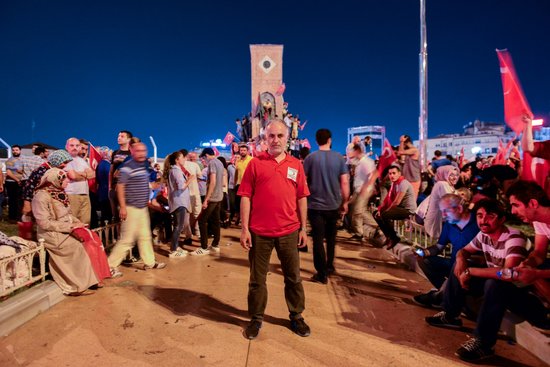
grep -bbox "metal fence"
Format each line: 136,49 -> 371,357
0,222 -> 120,299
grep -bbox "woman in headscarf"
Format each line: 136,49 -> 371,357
423,165 -> 459,239
32,168 -> 99,295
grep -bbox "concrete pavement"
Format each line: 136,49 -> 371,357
0,226 -> 546,366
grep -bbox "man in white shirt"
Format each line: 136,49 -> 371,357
181,149 -> 203,238
64,137 -> 95,224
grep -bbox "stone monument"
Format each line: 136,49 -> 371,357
250,44 -> 284,120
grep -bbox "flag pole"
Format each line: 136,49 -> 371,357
419,0 -> 428,171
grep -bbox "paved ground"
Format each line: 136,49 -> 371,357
0,226 -> 546,366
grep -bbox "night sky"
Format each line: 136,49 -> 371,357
1,0 -> 549,156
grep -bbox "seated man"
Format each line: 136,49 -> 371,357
413,193 -> 479,307
507,180 -> 550,302
374,165 -> 417,249
425,199 -> 528,362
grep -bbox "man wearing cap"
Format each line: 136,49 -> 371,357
63,138 -> 95,224
238,119 -> 311,340
233,143 -> 252,225
190,147 -> 224,256
21,150 -> 74,216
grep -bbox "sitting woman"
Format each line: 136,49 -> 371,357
32,168 -> 100,295
422,165 -> 459,239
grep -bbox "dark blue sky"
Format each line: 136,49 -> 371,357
1,0 -> 549,155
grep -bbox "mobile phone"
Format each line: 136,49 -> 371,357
415,248 -> 425,257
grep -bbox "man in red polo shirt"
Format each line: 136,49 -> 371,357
238,119 -> 310,340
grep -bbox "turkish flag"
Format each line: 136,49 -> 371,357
493,140 -> 507,165
496,49 -> 533,135
275,83 -> 286,96
459,147 -> 465,168
378,138 -> 397,176
522,152 -> 550,193
223,131 -> 235,145
88,144 -> 101,193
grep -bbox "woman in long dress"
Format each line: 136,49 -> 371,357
32,168 -> 99,295
423,165 -> 459,240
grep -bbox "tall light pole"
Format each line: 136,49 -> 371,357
419,0 -> 428,171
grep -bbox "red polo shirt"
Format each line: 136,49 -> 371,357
238,152 -> 310,237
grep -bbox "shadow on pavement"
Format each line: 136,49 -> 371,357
136,285 -> 289,328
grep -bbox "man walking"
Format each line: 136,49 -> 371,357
239,119 -> 310,339
108,142 -> 165,276
303,128 -> 349,283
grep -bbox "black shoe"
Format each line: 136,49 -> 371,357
425,311 -> 463,329
412,290 -> 437,308
298,245 -> 308,253
290,318 -> 311,337
455,338 -> 495,362
182,238 -> 193,245
386,237 -> 400,249
310,274 -> 328,284
244,320 -> 262,340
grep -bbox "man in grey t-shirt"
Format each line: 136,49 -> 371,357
191,148 -> 224,255
303,129 -> 349,283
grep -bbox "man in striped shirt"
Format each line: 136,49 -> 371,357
108,142 -> 165,277
425,199 -> 528,362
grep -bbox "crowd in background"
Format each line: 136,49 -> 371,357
0,115 -> 549,361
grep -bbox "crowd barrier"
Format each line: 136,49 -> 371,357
0,222 -> 120,299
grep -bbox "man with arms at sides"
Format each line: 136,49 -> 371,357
109,130 -> 132,221
64,137 -> 95,224
303,128 -> 349,284
238,119 -> 310,340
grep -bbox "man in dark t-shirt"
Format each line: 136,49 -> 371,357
109,130 -> 132,220
303,129 -> 349,283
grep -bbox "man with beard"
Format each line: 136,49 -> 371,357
4,145 -> 23,221
425,199 -> 529,362
109,130 -> 132,220
233,143 -> 252,225
238,119 -> 310,340
64,137 -> 95,224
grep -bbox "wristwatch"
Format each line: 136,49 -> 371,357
463,268 -> 470,277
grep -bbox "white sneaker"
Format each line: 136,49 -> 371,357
169,250 -> 188,258
190,248 -> 210,256
209,245 -> 220,253
110,267 -> 123,278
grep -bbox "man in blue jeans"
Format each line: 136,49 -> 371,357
303,129 -> 349,283
425,199 -> 529,362
413,193 -> 478,307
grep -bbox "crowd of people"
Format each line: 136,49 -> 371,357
0,115 -> 549,362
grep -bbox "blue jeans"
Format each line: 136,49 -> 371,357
444,264 -> 523,347
418,256 -> 452,289
308,209 -> 339,279
170,206 -> 190,252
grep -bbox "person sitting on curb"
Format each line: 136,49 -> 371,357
413,193 -> 479,308
507,180 -> 550,303
374,165 -> 417,249
425,199 -> 532,362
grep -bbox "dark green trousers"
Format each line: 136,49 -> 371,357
248,230 -> 305,321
